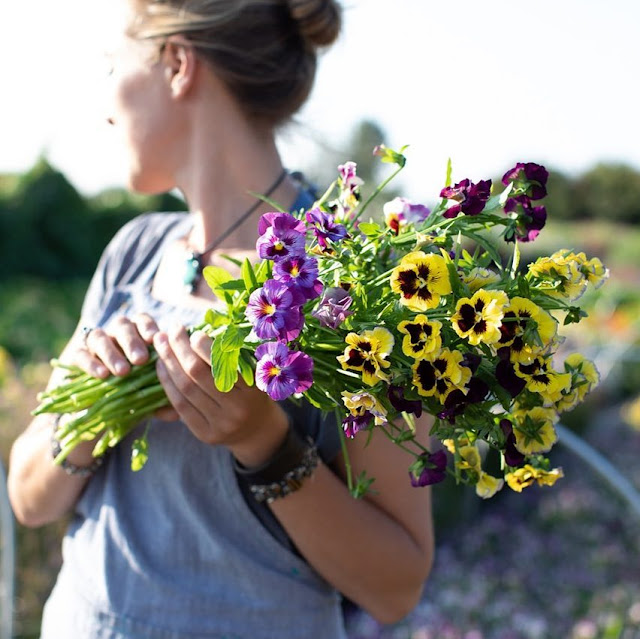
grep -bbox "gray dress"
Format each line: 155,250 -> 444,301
40,205 -> 347,638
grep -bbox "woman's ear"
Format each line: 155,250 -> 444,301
162,39 -> 197,99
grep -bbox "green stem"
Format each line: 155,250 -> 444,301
352,164 -> 405,223
335,408 -> 353,494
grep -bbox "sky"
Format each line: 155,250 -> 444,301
2,0 -> 639,202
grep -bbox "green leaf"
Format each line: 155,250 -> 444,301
204,308 -> 230,329
445,158 -> 453,188
241,258 -> 259,292
463,230 -> 503,268
238,350 -> 255,387
203,265 -> 235,298
217,279 -> 247,291
131,427 -> 150,472
446,262 -> 464,298
564,306 -> 588,325
358,222 -> 382,237
255,259 -> 271,285
210,337 -> 240,392
218,324 -> 247,351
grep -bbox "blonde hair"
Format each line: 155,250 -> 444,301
127,0 -> 342,126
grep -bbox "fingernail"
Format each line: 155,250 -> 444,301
115,361 -> 129,375
132,348 -> 147,361
95,364 -> 108,377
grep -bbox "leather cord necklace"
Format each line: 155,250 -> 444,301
183,168 -> 288,293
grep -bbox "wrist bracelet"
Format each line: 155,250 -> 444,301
234,426 -> 319,504
51,417 -> 104,478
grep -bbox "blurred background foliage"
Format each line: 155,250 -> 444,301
2,121 -> 640,638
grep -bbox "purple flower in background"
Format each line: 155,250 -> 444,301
387,385 -> 423,417
504,197 -> 547,243
500,419 -> 526,467
311,287 -> 353,329
383,197 -> 431,233
338,161 -> 364,194
273,254 -> 323,301
245,280 -> 305,341
305,208 -> 349,248
255,341 -> 313,401
409,449 -> 448,487
343,412 -> 373,438
502,162 -> 549,200
440,179 -> 492,218
256,212 -> 307,260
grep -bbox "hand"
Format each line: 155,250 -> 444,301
153,325 -> 290,466
71,314 -> 159,378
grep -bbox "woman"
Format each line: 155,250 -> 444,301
8,0 -> 435,636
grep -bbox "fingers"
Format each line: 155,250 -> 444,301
75,315 -> 158,377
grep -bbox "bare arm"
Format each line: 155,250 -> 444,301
269,417 -> 435,625
8,315 -> 159,527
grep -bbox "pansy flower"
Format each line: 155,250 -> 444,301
387,385 -> 423,417
337,161 -> 363,213
256,212 -> 307,260
506,464 -> 564,493
342,390 -> 388,425
503,198 -> 547,243
528,251 -> 588,302
305,208 -> 349,249
500,419 -> 526,467
555,353 -> 600,413
254,342 -> 313,401
411,348 -> 472,403
475,472 -> 504,499
502,162 -> 549,200
342,413 -> 373,438
498,297 -> 557,364
397,315 -> 442,359
337,327 -> 394,386
514,355 -> 572,403
383,197 -> 430,234
391,251 -> 452,312
461,267 -> 501,293
512,406 -> 559,455
311,287 -> 353,329
245,280 -> 304,341
451,289 -> 509,346
440,178 -> 492,218
409,449 -> 448,487
273,254 -> 323,301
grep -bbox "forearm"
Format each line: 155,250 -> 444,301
8,414 -> 95,527
270,460 -> 434,624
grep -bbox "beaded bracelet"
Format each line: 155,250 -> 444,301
234,426 -> 319,504
51,416 -> 104,478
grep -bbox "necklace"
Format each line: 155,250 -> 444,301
183,168 -> 288,294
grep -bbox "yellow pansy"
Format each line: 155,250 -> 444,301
514,355 -> 572,403
506,464 -> 564,492
337,327 -> 394,386
397,315 -> 442,359
462,267 -> 501,293
451,289 -> 509,346
498,297 -> 557,364
390,251 -> 452,311
512,406 -> 559,455
411,348 -> 472,403
475,472 -> 504,499
341,390 -> 388,425
528,250 -> 587,302
556,353 -> 600,412
456,445 -> 482,472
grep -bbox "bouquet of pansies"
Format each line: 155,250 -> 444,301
35,146 -> 608,498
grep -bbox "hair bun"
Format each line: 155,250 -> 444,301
287,0 -> 341,47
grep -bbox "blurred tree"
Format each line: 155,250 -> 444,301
572,163 -> 640,223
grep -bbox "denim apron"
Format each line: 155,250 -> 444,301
40,209 -> 347,638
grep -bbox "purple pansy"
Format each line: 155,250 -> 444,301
409,449 -> 448,487
495,359 -> 526,398
256,212 -> 307,260
338,161 -> 363,194
387,385 -> 423,417
342,412 -> 373,438
502,162 -> 549,200
438,377 -> 490,424
504,195 -> 547,243
440,179 -> 492,218
273,254 -> 323,301
311,287 -> 354,329
383,197 -> 431,233
255,341 -> 313,401
305,208 -> 349,248
500,419 -> 526,467
245,279 -> 305,342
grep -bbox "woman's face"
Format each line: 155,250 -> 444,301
104,3 -> 183,193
